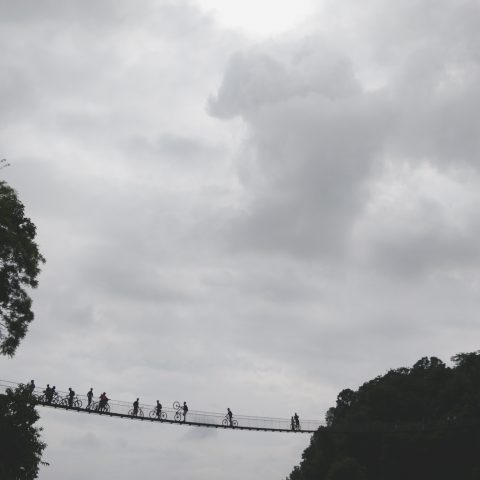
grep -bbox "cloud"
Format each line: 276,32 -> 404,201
3,1 -> 480,480
209,0 -> 480,274
209,39 -> 391,259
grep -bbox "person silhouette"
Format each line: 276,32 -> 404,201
51,386 -> 57,403
133,398 -> 139,416
156,400 -> 162,418
182,401 -> 188,421
44,384 -> 52,404
227,408 -> 233,427
294,413 -> 300,430
87,388 -> 93,408
99,392 -> 109,411
28,380 -> 35,393
68,387 -> 75,407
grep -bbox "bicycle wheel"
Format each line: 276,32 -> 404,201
232,419 -> 238,427
138,408 -> 144,418
149,409 -> 157,419
74,399 -> 82,408
173,401 -> 180,409
60,398 -> 69,407
160,411 -> 167,420
174,412 -> 182,422
103,403 -> 110,413
128,409 -> 134,416
222,418 -> 229,427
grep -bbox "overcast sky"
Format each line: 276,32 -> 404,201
2,0 -> 480,478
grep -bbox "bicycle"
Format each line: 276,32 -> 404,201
128,406 -> 144,418
222,415 -> 238,428
91,400 -> 110,413
35,393 -> 47,404
60,396 -> 83,408
149,408 -> 167,420
37,392 -> 61,405
173,401 -> 186,421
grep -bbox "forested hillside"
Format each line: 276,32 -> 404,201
287,352 -> 480,480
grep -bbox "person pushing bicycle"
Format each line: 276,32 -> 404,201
133,398 -> 139,416
156,400 -> 162,418
99,392 -> 109,411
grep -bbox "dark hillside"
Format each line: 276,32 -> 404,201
287,352 -> 480,480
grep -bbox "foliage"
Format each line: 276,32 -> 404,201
0,179 -> 45,355
287,351 -> 480,480
326,458 -> 367,480
0,384 -> 46,479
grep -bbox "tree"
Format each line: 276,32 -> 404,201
326,458 -> 367,480
287,351 -> 480,480
0,384 -> 47,479
0,179 -> 45,355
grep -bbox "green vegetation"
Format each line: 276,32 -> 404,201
0,176 -> 47,477
0,384 -> 47,479
0,179 -> 45,356
287,352 -> 480,480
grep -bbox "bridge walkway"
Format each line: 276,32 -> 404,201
0,380 -> 321,433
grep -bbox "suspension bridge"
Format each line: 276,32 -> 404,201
3,380 -> 475,436
0,380 -> 322,433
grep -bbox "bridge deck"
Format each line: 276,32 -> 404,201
1,380 -> 321,433
37,402 -> 318,433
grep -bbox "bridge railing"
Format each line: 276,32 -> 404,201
0,380 -> 322,432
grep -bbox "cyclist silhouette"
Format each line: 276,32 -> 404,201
28,380 -> 35,393
99,392 -> 109,410
44,384 -> 52,404
87,388 -> 93,408
51,386 -> 57,403
227,408 -> 233,426
133,398 -> 139,416
294,413 -> 300,430
68,388 -> 75,407
156,400 -> 162,418
183,402 -> 188,421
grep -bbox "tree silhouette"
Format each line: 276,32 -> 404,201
326,458 -> 367,480
287,352 -> 480,480
0,384 -> 46,479
0,177 -> 47,474
0,180 -> 45,355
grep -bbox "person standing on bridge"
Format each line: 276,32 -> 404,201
294,413 -> 300,430
155,400 -> 162,419
99,392 -> 109,411
183,401 -> 188,421
133,398 -> 139,416
227,408 -> 233,427
44,384 -> 52,404
87,388 -> 93,408
28,380 -> 35,393
68,387 -> 75,407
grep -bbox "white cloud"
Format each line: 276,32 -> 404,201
2,1 -> 480,479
